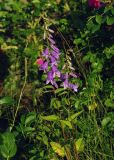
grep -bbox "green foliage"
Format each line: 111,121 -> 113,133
0,0 -> 114,159
0,132 -> 17,159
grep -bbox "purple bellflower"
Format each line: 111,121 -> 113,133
37,29 -> 79,92
39,61 -> 48,72
42,48 -> 49,58
46,71 -> 58,88
52,65 -> 61,78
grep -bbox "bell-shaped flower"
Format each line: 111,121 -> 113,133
39,61 -> 48,72
46,71 -> 58,88
52,65 -> 61,77
42,48 -> 49,58
69,83 -> 78,92
50,56 -> 57,66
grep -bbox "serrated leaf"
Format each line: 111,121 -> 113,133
75,138 -> 84,153
0,132 -> 17,158
41,115 -> 59,121
68,111 -> 83,121
50,142 -> 65,157
60,120 -> 72,129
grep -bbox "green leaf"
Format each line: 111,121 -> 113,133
41,115 -> 60,121
0,132 -> 17,158
68,111 -> 83,121
60,120 -> 72,129
111,8 -> 114,15
96,15 -> 102,24
101,117 -> 111,128
0,96 -> 14,105
107,16 -> 114,25
105,99 -> 114,108
75,138 -> 84,153
91,24 -> 101,33
50,142 -> 65,157
54,88 -> 65,94
88,102 -> 98,111
25,112 -> 36,126
0,11 -> 7,17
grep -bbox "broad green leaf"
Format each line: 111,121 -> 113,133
50,142 -> 65,157
96,15 -> 102,24
107,16 -> 114,25
75,138 -> 84,153
0,96 -> 14,105
101,117 -> 111,128
0,132 -> 17,158
41,115 -> 59,121
91,24 -> 101,33
105,99 -> 114,108
60,120 -> 72,129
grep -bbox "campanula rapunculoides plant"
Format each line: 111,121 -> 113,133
37,28 -> 78,92
0,0 -> 114,159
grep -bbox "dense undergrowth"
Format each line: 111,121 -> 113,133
0,0 -> 114,160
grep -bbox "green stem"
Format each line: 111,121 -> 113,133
10,58 -> 28,131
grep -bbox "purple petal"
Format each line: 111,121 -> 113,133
48,38 -> 56,44
51,45 -> 59,52
51,51 -> 60,59
69,73 -> 78,78
46,71 -> 54,83
60,74 -> 66,81
40,62 -> 48,71
42,48 -> 49,58
62,79 -> 69,89
53,81 -> 58,88
50,56 -> 57,66
52,66 -> 61,77
69,83 -> 78,92
65,73 -> 69,79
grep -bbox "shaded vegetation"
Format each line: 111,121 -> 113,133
0,0 -> 114,160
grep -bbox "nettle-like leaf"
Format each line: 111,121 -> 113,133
60,120 -> 72,129
74,138 -> 84,153
25,112 -> 36,126
0,132 -> 17,159
50,142 -> 65,157
68,110 -> 83,122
